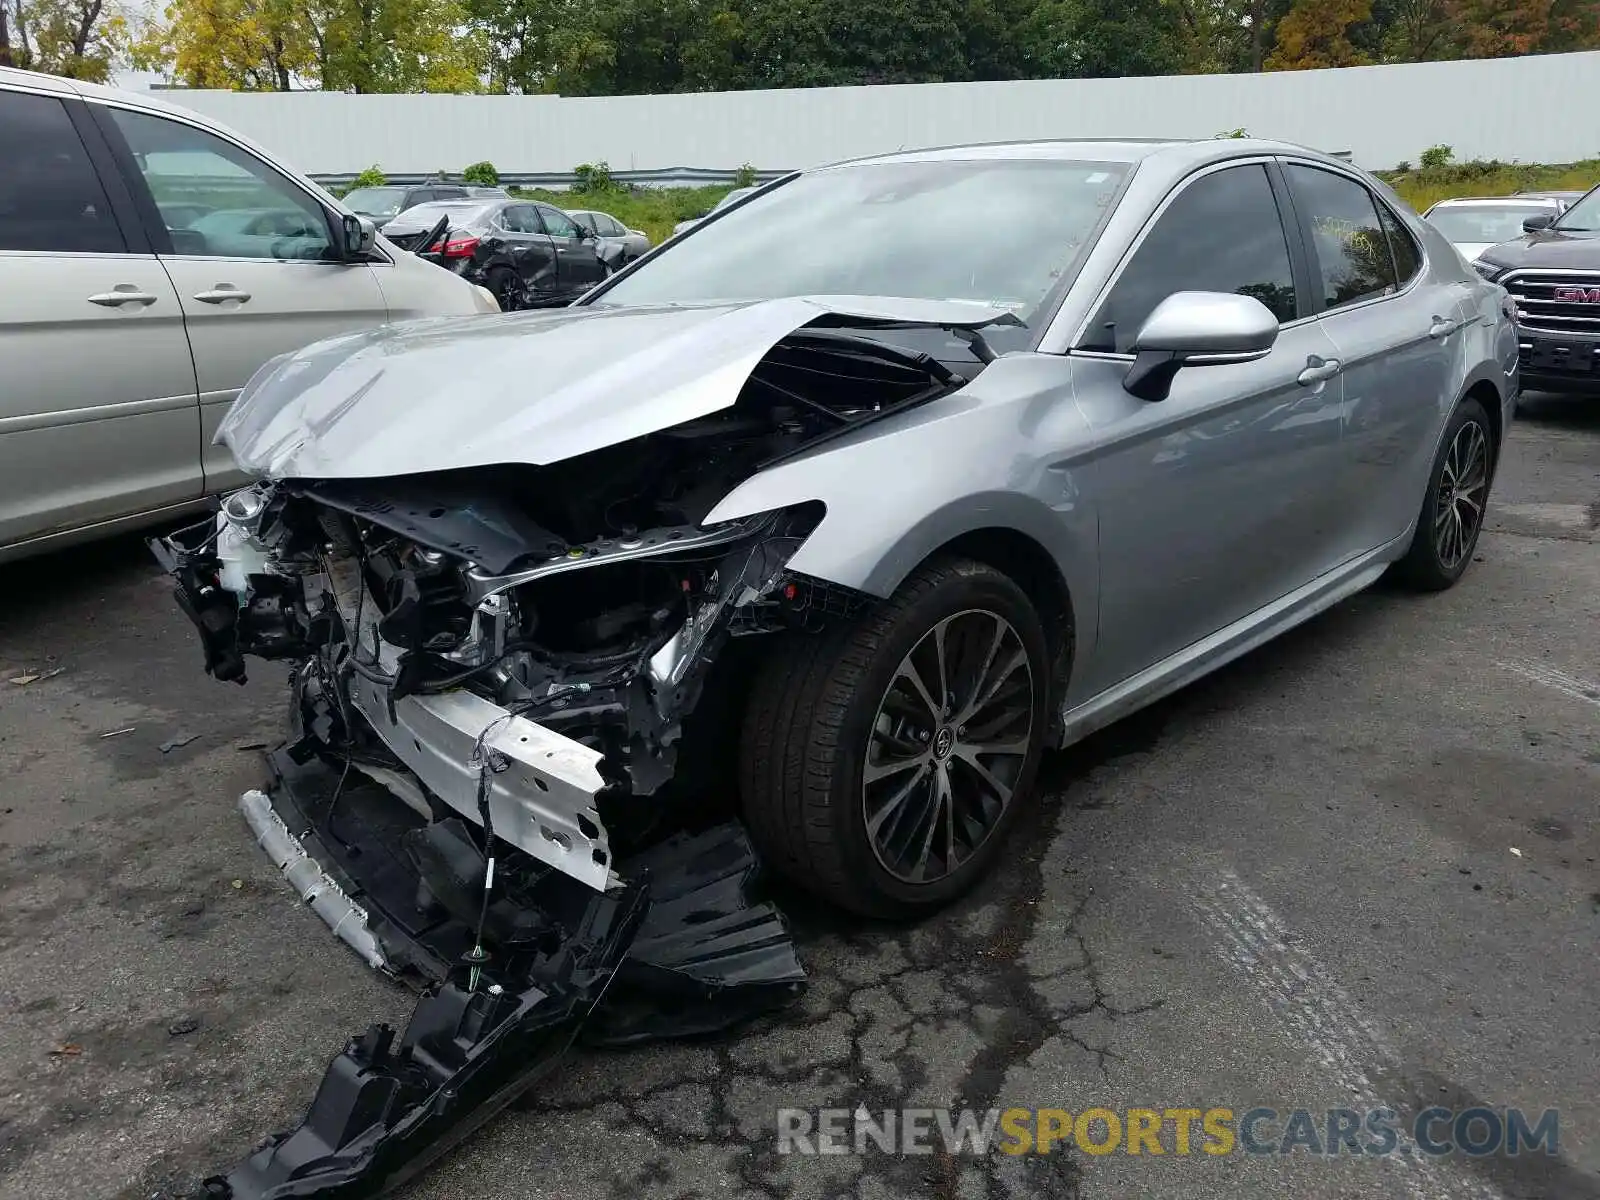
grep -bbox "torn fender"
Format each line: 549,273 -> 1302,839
217,296 -> 1013,481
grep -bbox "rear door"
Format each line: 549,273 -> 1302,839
535,204 -> 608,289
92,102 -> 390,497
1281,162 -> 1467,560
0,86 -> 201,549
499,203 -> 560,294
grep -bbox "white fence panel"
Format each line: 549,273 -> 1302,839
163,51 -> 1600,179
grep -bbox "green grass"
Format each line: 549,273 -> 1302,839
510,184 -> 737,244
343,157 -> 1596,248
1380,158 -> 1600,213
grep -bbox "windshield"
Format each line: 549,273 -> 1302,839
596,158 -> 1128,331
713,187 -> 755,212
384,201 -> 494,228
1426,203 -> 1555,244
341,186 -> 408,217
1556,187 -> 1600,231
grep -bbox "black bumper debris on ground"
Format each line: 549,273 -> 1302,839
208,749 -> 806,1200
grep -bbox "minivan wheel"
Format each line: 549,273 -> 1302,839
739,558 -> 1051,918
1394,395 -> 1495,591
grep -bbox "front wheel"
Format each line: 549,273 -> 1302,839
739,558 -> 1052,918
1393,395 -> 1495,591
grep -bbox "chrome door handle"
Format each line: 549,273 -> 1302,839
87,286 -> 158,308
194,286 -> 252,304
1297,356 -> 1342,386
1429,316 -> 1459,338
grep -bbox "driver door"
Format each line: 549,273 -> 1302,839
93,103 -> 388,495
535,204 -> 608,289
1067,161 -> 1347,697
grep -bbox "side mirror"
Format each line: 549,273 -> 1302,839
1522,213 -> 1554,232
339,213 -> 377,259
1124,291 -> 1279,402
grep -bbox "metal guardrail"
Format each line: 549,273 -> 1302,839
310,167 -> 793,191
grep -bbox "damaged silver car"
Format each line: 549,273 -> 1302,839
155,138 -> 1518,1197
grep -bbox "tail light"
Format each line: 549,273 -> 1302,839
439,234 -> 480,258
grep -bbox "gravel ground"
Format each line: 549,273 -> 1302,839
1,393 -> 1597,1200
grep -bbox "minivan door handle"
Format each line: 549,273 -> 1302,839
193,286 -> 252,305
1297,356 -> 1342,386
1429,316 -> 1459,338
87,286 -> 158,308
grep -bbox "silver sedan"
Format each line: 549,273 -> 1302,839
164,138 -> 1518,924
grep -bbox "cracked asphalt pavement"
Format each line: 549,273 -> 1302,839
2,394 -> 1598,1200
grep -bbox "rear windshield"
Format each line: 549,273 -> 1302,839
1425,204 -> 1554,244
383,201 -> 494,228
341,187 -> 408,217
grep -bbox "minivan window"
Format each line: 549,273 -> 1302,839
1081,164 -> 1296,354
107,108 -> 332,261
0,92 -> 125,254
1286,165 -> 1397,310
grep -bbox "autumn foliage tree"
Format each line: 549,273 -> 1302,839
2,0 -> 128,79
1266,0 -> 1373,67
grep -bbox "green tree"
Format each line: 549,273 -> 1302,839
1019,0 -> 1184,77
463,160 -> 499,185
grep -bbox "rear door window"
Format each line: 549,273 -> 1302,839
1377,205 -> 1421,285
0,91 -> 125,254
1285,165 -> 1399,310
1081,163 -> 1298,354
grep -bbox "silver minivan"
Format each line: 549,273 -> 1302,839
0,67 -> 500,563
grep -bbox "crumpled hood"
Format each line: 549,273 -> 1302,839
219,296 -> 1012,480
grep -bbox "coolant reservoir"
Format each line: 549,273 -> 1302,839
216,491 -> 276,600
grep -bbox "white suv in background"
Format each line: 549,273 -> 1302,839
0,67 -> 499,563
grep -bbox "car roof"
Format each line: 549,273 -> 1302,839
1428,195 -> 1559,207
821,137 -> 1360,180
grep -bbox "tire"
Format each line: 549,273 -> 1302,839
1393,395 -> 1495,591
485,266 -> 519,311
739,557 -> 1052,918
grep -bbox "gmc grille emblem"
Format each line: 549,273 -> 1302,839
1552,285 -> 1600,303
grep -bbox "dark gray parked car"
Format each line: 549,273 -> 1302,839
566,208 -> 650,270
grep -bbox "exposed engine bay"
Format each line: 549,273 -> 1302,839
150,319 -> 977,1199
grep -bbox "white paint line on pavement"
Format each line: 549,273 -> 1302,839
1186,868 -> 1503,1200
1497,658 -> 1600,710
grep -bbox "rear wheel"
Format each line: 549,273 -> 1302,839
1394,395 -> 1494,591
739,558 -> 1051,918
485,266 -> 519,311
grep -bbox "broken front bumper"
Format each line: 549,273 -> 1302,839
212,750 -> 806,1199
152,511 -> 809,1198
